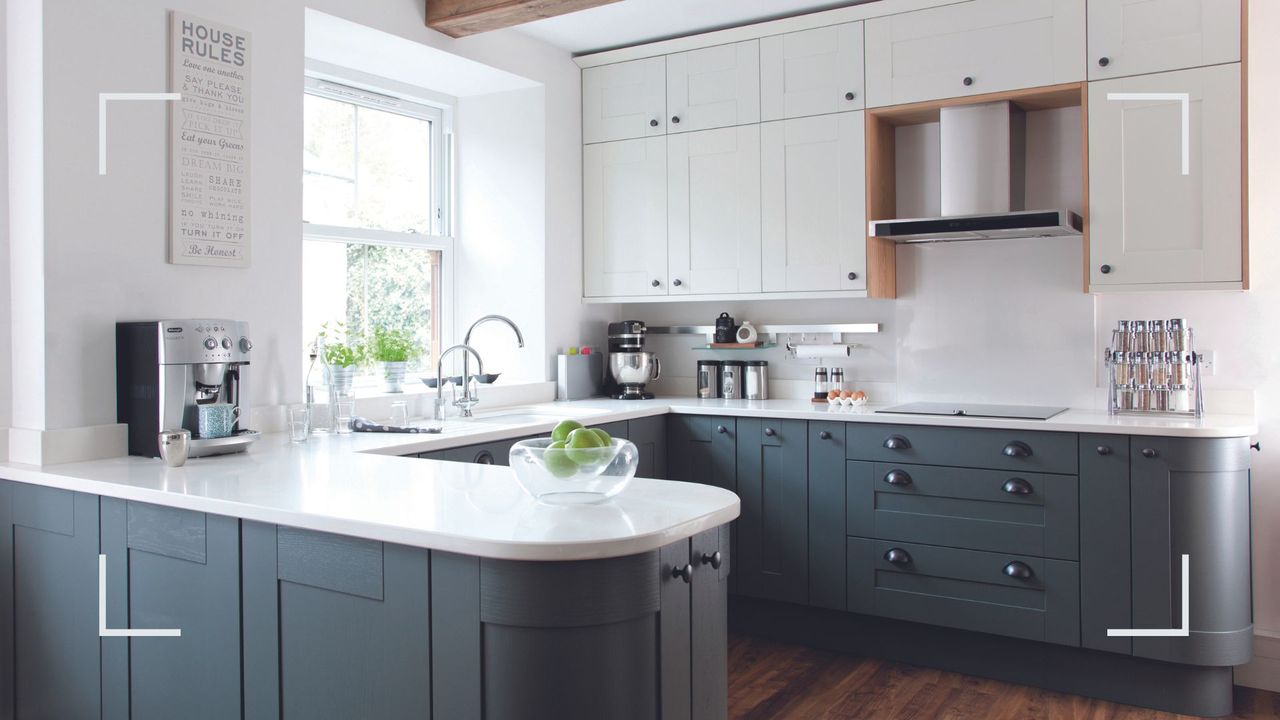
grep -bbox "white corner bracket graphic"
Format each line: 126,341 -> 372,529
1108,554 -> 1190,637
1106,92 -> 1191,175
98,554 -> 181,638
98,92 -> 182,175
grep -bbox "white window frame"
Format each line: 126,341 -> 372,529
302,72 -> 456,390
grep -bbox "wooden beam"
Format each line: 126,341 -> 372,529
427,0 -> 623,38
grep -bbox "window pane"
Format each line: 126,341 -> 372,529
303,241 -> 439,373
302,91 -> 434,234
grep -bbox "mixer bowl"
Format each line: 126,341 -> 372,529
609,352 -> 660,385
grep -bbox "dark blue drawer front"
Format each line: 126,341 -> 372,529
846,423 -> 1078,475
847,462 -> 1079,560
847,537 -> 1080,647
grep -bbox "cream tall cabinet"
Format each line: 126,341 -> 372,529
666,41 -> 760,134
583,138 -> 668,298
761,113 -> 866,293
1087,64 -> 1242,288
583,57 -> 666,144
1087,0 -> 1240,80
760,22 -> 865,120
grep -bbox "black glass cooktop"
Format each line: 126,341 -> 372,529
876,402 -> 1068,420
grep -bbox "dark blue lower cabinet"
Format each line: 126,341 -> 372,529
242,524 -> 433,720
628,415 -> 668,480
0,482 -> 102,720
808,422 -> 847,611
736,418 -> 808,604
100,499 -> 242,720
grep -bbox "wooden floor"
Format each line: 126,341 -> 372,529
728,634 -> 1280,720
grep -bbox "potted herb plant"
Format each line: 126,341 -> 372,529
317,321 -> 366,397
370,326 -> 421,393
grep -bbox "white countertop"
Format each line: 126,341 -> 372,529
0,397 -> 1253,561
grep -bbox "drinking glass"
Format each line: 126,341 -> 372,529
335,399 -> 355,435
389,400 -> 408,428
288,406 -> 310,443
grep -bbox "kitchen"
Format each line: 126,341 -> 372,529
0,0 -> 1275,718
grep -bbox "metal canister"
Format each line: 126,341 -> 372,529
1150,352 -> 1169,388
744,361 -> 769,400
830,367 -> 845,393
813,367 -> 829,400
697,360 -> 722,399
1112,320 -> 1133,353
1131,321 -> 1149,352
1149,319 -> 1167,353
1132,351 -> 1149,386
1112,351 -> 1131,386
1169,318 -> 1191,352
721,361 -> 745,400
1170,351 -> 1191,386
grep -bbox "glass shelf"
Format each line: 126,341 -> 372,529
690,343 -> 777,351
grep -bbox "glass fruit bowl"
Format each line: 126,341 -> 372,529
509,437 -> 638,505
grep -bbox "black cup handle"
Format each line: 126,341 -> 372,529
1002,441 -> 1033,458
883,435 -> 911,450
1003,561 -> 1034,580
883,470 -> 913,487
1002,477 -> 1034,495
884,548 -> 912,566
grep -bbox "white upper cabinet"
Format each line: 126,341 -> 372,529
1088,0 -> 1240,80
668,126 -> 762,296
761,22 -> 865,121
761,112 -> 866,293
1088,64 -> 1241,288
864,0 -> 1085,108
583,57 -> 666,145
584,137 -> 669,298
666,41 -> 760,133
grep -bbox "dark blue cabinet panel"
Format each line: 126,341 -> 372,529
666,415 -> 736,492
847,423 -> 1078,474
736,418 -> 808,604
1079,434 -> 1132,655
628,414 -> 668,480
660,538 -> 692,720
1,483 -> 101,720
809,421 -> 847,610
100,500 -> 242,720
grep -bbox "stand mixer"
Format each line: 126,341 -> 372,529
606,320 -> 660,400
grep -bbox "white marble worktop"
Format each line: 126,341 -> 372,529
0,397 -> 1254,561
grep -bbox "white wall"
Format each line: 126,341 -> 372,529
3,0 -> 597,439
0,0 -> 10,450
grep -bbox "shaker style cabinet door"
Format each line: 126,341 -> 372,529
666,40 -> 760,134
761,21 -> 864,120
761,112 -> 866,293
583,57 -> 667,144
864,0 -> 1085,107
584,137 -> 669,298
1088,64 -> 1242,288
1088,0 -> 1240,80
735,419 -> 809,604
668,125 -> 762,296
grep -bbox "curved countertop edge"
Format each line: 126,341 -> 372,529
0,460 -> 742,562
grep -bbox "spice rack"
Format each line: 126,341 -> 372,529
1104,318 -> 1204,417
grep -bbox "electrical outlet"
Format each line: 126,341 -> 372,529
1198,350 -> 1216,376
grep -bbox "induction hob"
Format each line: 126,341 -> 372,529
876,402 -> 1068,420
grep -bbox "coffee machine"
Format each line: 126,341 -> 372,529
116,319 -> 258,457
606,320 -> 660,400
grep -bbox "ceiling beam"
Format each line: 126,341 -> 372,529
427,0 -> 624,38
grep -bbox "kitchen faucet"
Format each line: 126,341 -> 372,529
433,344 -> 485,420
459,315 -> 525,415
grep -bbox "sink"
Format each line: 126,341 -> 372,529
465,406 -> 609,426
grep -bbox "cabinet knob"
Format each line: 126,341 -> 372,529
962,76 -> 974,86
671,563 -> 693,583
819,430 -> 832,440
716,425 -> 728,434
700,551 -> 723,570
847,272 -> 858,280
764,427 -> 776,437
1096,445 -> 1112,456
649,119 -> 659,127
671,115 -> 681,124
1098,56 -> 1111,67
1251,442 -> 1261,452
1002,477 -> 1034,495
883,435 -> 911,450
475,450 -> 495,465
1003,561 -> 1034,580
884,548 -> 912,566
883,469 -> 913,486
1002,441 -> 1033,458
844,91 -> 856,101
1141,448 -> 1158,459
1100,264 -> 1113,274
651,279 -> 661,287
672,278 -> 683,287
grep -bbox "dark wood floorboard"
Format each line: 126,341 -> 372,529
727,633 -> 1280,720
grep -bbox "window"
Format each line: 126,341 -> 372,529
302,77 -> 451,384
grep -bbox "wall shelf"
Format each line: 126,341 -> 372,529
648,323 -> 880,343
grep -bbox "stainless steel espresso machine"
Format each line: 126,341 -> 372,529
116,319 -> 258,457
606,320 -> 660,400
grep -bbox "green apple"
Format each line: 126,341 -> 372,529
551,419 -> 585,444
565,427 -> 608,465
588,427 -> 612,446
544,440 -> 579,478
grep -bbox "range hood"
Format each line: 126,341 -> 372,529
869,101 -> 1083,244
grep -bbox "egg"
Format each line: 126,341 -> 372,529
852,390 -> 866,401
839,390 -> 852,399
827,390 -> 840,400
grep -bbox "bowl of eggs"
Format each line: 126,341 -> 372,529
827,389 -> 868,407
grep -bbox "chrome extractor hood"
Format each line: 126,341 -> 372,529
869,101 -> 1083,244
